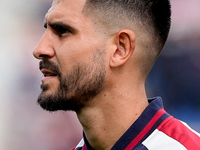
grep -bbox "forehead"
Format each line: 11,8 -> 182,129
51,0 -> 86,12
45,0 -> 88,28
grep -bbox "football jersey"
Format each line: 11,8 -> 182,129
72,97 -> 200,150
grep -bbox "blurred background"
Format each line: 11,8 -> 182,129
0,0 -> 200,149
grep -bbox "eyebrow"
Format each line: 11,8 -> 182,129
44,21 -> 78,33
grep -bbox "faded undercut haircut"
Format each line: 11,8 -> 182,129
83,0 -> 171,76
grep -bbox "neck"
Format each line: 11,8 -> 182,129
76,82 -> 148,150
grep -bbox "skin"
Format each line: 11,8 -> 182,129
33,0 -> 149,149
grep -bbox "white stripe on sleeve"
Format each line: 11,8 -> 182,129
142,129 -> 187,150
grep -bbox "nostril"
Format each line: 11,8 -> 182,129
33,50 -> 49,59
39,54 -> 52,59
33,44 -> 55,59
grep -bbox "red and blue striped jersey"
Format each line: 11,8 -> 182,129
72,97 -> 200,150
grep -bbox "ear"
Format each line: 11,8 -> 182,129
110,29 -> 135,68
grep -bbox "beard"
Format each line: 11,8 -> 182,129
37,49 -> 106,112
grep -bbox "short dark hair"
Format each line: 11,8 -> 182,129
83,0 -> 171,75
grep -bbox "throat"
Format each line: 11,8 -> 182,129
77,108 -> 132,150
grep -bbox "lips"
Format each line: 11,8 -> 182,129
41,68 -> 58,77
39,60 -> 60,82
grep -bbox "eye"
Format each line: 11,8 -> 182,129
54,27 -> 71,37
44,22 -> 74,38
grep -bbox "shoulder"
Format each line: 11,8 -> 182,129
142,118 -> 200,150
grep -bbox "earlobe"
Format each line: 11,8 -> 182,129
110,29 -> 135,68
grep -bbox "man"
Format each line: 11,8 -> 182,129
33,0 -> 200,149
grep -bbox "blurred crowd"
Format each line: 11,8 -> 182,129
0,0 -> 200,150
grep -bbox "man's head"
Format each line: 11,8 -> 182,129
33,0 -> 171,112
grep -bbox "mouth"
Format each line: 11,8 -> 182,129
41,68 -> 58,78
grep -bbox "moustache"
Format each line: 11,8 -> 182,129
39,59 -> 61,76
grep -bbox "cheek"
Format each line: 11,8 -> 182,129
55,33 -> 105,70
56,42 -> 96,69
55,44 -> 79,70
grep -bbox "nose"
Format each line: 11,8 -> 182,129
33,31 -> 55,59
